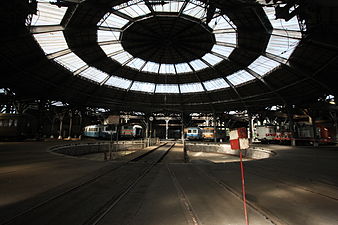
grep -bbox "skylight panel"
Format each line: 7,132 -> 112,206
211,45 -> 234,58
54,52 -> 86,72
159,64 -> 176,74
105,76 -> 132,89
180,83 -> 204,93
203,78 -> 230,91
33,31 -> 68,54
127,58 -> 146,70
263,7 -> 300,31
79,67 -> 109,83
227,70 -> 255,86
175,63 -> 192,73
248,56 -> 281,76
272,29 -> 302,39
97,30 -> 120,42
100,43 -> 124,56
183,2 -> 206,19
189,59 -> 208,71
155,84 -> 180,93
214,32 -> 237,45
151,0 -> 184,13
142,62 -> 160,73
202,53 -> 222,66
99,13 -> 129,28
266,35 -> 300,59
209,15 -> 233,30
111,52 -> 133,64
117,2 -> 150,18
170,1 -> 184,12
31,2 -> 67,26
130,81 -> 155,93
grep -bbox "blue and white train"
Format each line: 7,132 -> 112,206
83,124 -> 116,139
83,124 -> 143,139
186,127 -> 203,140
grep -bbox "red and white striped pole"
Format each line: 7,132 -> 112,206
230,128 -> 249,224
240,150 -> 249,225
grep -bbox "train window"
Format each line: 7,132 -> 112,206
193,130 -> 197,133
188,129 -> 192,133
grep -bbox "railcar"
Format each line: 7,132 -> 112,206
295,123 -> 335,145
254,124 -> 336,145
255,125 -> 276,143
119,125 -> 143,139
186,127 -> 202,140
83,124 -> 116,139
0,113 -> 37,139
201,127 -> 227,142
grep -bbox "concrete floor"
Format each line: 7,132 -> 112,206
0,141 -> 337,225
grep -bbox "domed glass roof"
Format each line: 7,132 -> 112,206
30,0 -> 302,95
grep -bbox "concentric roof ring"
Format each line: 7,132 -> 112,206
30,0 -> 302,95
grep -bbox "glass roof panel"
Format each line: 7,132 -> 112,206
263,7 -> 301,31
97,30 -> 120,42
209,15 -> 233,30
203,78 -> 230,91
105,75 -> 132,89
180,83 -> 204,93
202,53 -> 222,66
54,52 -> 87,72
79,67 -> 109,83
175,63 -> 193,73
183,2 -> 206,20
127,58 -> 146,70
33,31 -> 68,54
111,51 -> 133,64
272,29 -> 302,39
99,13 -> 129,28
227,70 -> 255,85
155,84 -> 180,93
159,64 -> 176,74
31,2 -> 67,26
266,35 -> 300,59
214,32 -> 237,45
248,56 -> 281,76
130,81 -> 155,93
100,43 -> 124,56
151,0 -> 184,13
189,59 -> 208,70
211,45 -> 234,58
117,1 -> 151,18
142,62 -> 160,73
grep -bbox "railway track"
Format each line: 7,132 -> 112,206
86,143 -> 175,225
1,143 -> 173,225
194,165 -> 284,225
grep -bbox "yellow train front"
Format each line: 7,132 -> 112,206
201,127 -> 228,142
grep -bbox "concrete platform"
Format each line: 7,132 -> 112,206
0,141 -> 337,225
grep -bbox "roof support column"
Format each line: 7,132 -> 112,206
248,112 -> 254,144
68,110 -> 73,139
286,106 -> 296,146
165,118 -> 170,140
213,112 -> 217,143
